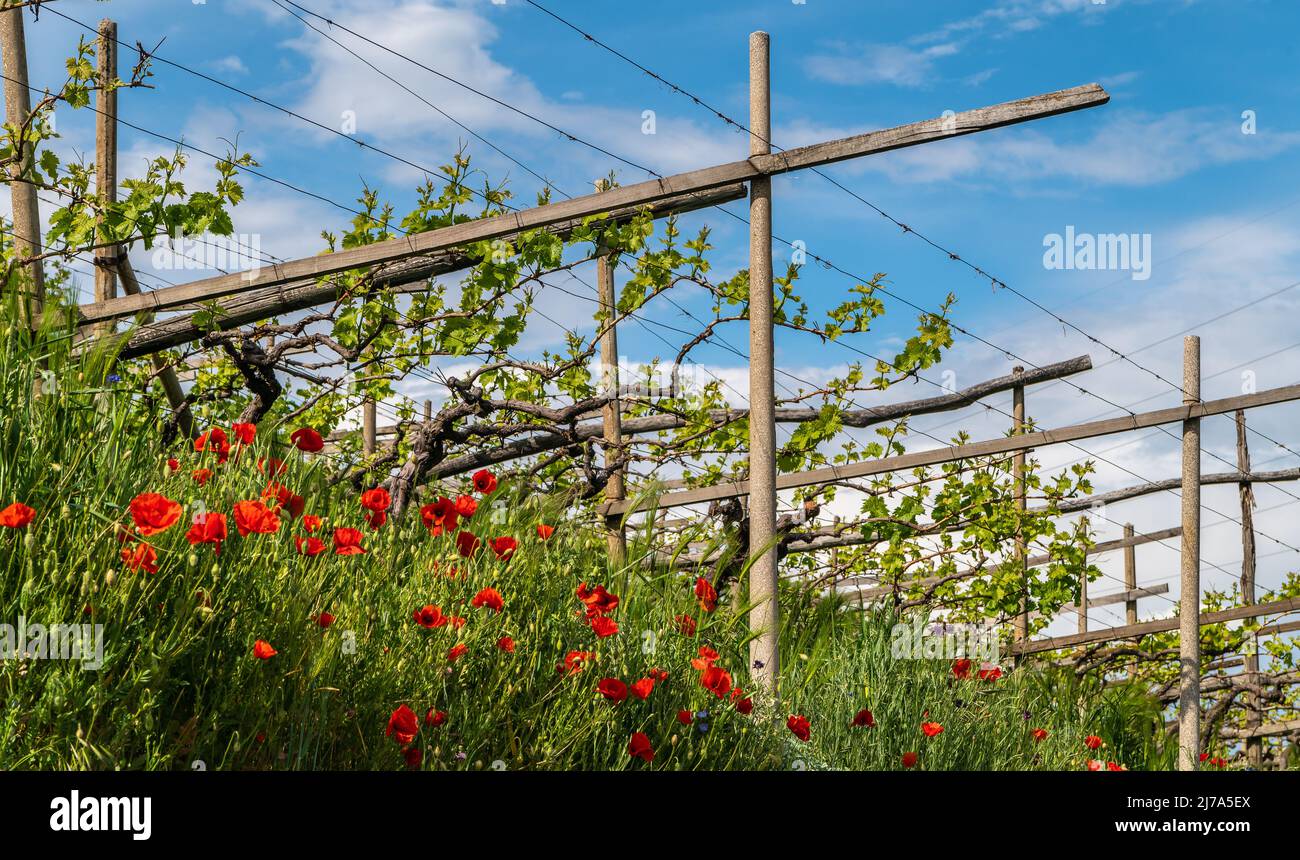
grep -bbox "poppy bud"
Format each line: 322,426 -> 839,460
61,504 -> 71,517
23,532 -> 34,549
188,554 -> 199,568
105,571 -> 116,587
210,564 -> 220,577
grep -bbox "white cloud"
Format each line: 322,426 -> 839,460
798,109 -> 1300,188
209,56 -> 250,76
804,42 -> 960,88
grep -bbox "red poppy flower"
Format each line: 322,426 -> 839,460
700,665 -> 733,699
333,527 -> 366,556
386,704 -> 419,745
403,747 -> 423,769
194,427 -> 231,463
450,615 -> 467,629
978,666 -> 1003,682
472,469 -> 498,494
233,499 -> 281,537
257,457 -> 287,477
951,658 -> 972,680
597,677 -> 628,702
425,709 -> 448,727
192,468 -> 212,486
413,605 -> 449,629
253,640 -> 277,660
489,536 -> 517,561
316,612 -> 335,628
232,422 -> 256,445
694,576 -> 718,613
589,615 -> 618,638
560,650 -> 595,675
677,709 -> 693,725
454,495 -> 477,518
290,427 -> 325,453
472,587 -> 504,613
447,643 -> 468,662
787,715 -> 811,742
455,530 -> 480,558
129,492 -> 183,536
1085,735 -> 1104,750
576,583 -> 620,616
630,678 -> 654,700
186,512 -> 228,555
1107,761 -> 1126,771
0,502 -> 35,528
1086,759 -> 1104,771
262,483 -> 305,519
424,497 -> 459,533
732,688 -> 754,715
360,487 -> 390,512
922,721 -> 944,738
166,458 -> 180,473
365,509 -> 387,530
852,708 -> 876,728
1031,728 -> 1048,743
496,636 -> 515,653
649,668 -> 669,682
536,524 -> 555,540
302,515 -> 322,532
627,732 -> 654,762
901,752 -> 918,769
691,646 -> 720,671
674,614 -> 697,636
121,542 -> 159,574
295,535 -> 327,557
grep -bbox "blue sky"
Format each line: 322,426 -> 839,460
17,0 -> 1300,630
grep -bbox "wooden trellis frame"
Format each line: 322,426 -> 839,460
23,10 -> 1290,763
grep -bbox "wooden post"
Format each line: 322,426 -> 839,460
1236,409 -> 1262,766
363,398 -> 377,455
1178,335 -> 1201,770
115,259 -> 196,439
1012,368 -> 1029,645
1077,565 -> 1088,635
1123,522 -> 1138,677
423,399 -> 432,423
829,515 -> 841,593
595,179 -> 627,565
0,4 -> 44,325
93,19 -> 118,338
746,31 -> 779,699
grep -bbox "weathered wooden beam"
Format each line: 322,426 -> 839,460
1050,467 -> 1300,514
1010,596 -> 1300,657
1052,583 -> 1170,615
78,84 -> 1108,325
357,355 -> 1094,485
837,526 -> 1181,602
1221,718 -> 1300,740
604,382 -> 1300,516
112,183 -> 748,359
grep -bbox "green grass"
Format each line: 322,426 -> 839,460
0,309 -> 1173,770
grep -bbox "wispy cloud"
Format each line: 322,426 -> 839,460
804,41 -> 960,88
